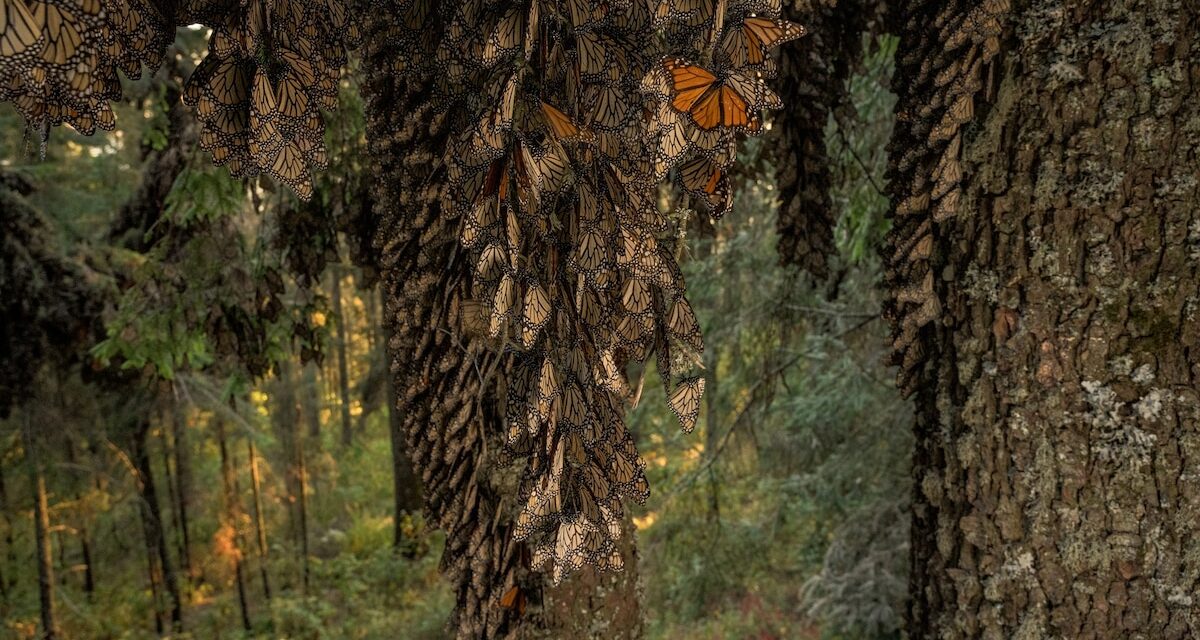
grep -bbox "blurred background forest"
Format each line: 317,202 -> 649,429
0,27 -> 908,640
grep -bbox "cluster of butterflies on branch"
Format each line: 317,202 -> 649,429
1,0 -> 804,587
0,0 -> 361,198
884,0 -> 1007,396
399,0 -> 804,586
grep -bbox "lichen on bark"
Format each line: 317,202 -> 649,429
901,2 -> 1200,638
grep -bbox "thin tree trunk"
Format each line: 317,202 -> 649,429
79,527 -> 94,598
214,419 -> 252,632
295,427 -> 311,592
158,415 -> 187,581
274,362 -> 311,591
170,405 -> 193,581
131,418 -> 183,632
331,268 -> 355,448
304,364 -> 322,441
23,413 -> 59,640
64,438 -> 95,598
142,519 -> 164,636
246,440 -> 272,600
702,237 -> 723,524
889,2 -> 1200,637
0,454 -> 9,605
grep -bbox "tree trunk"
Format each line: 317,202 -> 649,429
214,419 -> 252,632
64,437 -> 95,598
295,426 -> 311,592
159,414 -> 187,580
383,310 -> 423,550
170,404 -> 194,582
23,413 -> 59,640
890,2 -> 1200,638
0,454 -> 11,605
246,440 -> 272,600
331,268 -> 355,448
359,12 -> 644,638
303,364 -> 323,441
131,418 -> 183,632
273,362 -> 311,591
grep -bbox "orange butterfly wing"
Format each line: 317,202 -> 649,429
499,585 -> 527,616
541,101 -> 580,140
664,58 -> 717,112
718,86 -> 749,127
689,85 -> 722,129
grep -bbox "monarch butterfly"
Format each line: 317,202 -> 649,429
668,376 -> 705,433
575,30 -> 606,79
585,83 -> 631,132
653,0 -> 717,29
533,142 -> 571,192
676,155 -> 731,216
538,355 -> 561,406
566,0 -> 605,29
499,585 -> 527,616
572,225 -> 609,274
489,273 -> 517,337
1,0 -> 39,59
540,101 -> 588,142
482,5 -> 522,66
720,16 -> 806,68
559,381 -> 588,427
34,1 -> 89,66
522,282 -> 552,348
267,141 -> 314,200
666,297 -> 703,353
620,277 -> 650,314
661,57 -> 776,130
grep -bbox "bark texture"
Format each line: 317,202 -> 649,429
359,10 -> 642,638
897,1 -> 1200,638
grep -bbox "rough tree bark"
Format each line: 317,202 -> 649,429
359,11 -> 643,638
893,1 -> 1200,638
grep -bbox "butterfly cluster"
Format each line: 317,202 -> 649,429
1,0 -> 364,200
180,0 -> 362,200
884,0 -> 1008,396
643,2 -> 803,217
393,0 -> 802,585
0,0 -> 172,134
772,0 -> 884,278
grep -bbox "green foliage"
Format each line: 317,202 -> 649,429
164,165 -> 246,227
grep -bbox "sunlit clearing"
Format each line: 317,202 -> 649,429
633,512 -> 657,530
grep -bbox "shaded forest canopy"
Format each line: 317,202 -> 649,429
3,1 -> 1200,639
